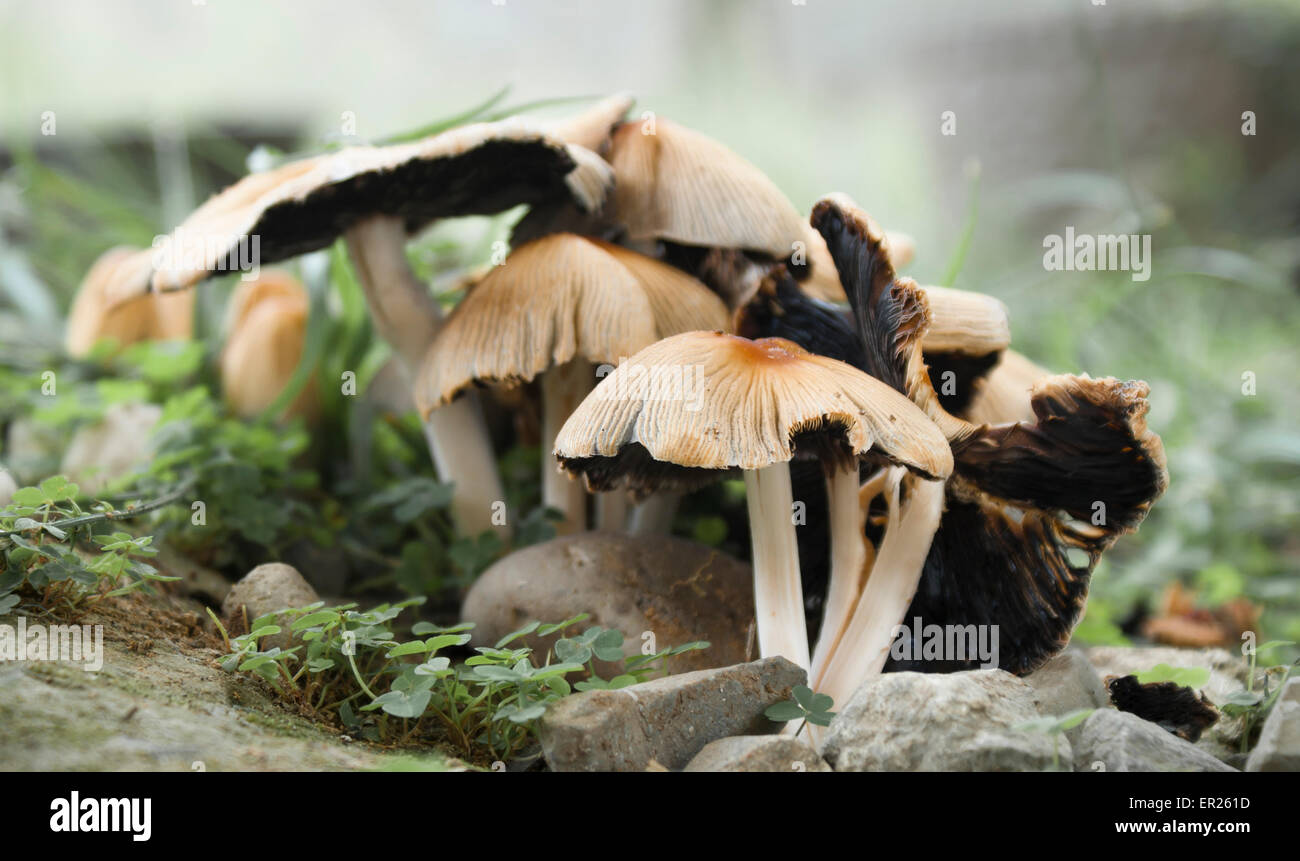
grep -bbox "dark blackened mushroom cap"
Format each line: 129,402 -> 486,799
811,192 -> 1169,676
809,194 -> 1011,420
104,117 -> 613,304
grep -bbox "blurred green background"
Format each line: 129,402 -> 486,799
1,0 -> 1297,653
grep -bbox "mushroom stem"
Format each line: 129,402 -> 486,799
423,393 -> 505,537
344,215 -> 507,538
343,216 -> 441,369
628,492 -> 682,536
743,463 -> 810,672
595,490 -> 628,531
542,359 -> 594,534
814,471 -> 945,710
809,466 -> 885,683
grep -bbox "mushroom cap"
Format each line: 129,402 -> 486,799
606,117 -> 806,259
892,374 -> 1168,676
918,285 -> 1010,356
800,223 -> 914,304
103,117 -> 614,306
961,349 -> 1050,426
555,330 -> 953,496
543,93 -> 635,153
414,234 -> 730,416
65,246 -> 194,357
219,270 -> 316,420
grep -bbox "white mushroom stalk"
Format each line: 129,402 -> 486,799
345,216 -> 506,538
809,466 -> 885,683
744,463 -> 810,671
813,470 -> 945,708
539,359 -> 596,533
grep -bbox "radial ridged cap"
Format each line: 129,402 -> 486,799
606,118 -> 806,258
414,234 -> 730,417
555,331 -> 953,492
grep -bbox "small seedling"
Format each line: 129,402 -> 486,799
765,685 -> 836,735
1014,708 -> 1094,771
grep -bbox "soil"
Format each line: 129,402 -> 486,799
0,586 -> 465,772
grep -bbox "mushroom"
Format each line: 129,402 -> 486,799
415,234 -> 731,534
800,224 -> 915,305
601,116 -> 812,308
961,349 -> 1050,426
99,113 -> 614,537
554,330 -> 952,673
810,194 -> 1168,697
66,247 -> 193,358
220,270 -> 316,421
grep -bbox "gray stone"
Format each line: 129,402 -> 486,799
0,464 -> 15,507
822,669 -> 1064,772
1246,677 -> 1300,772
540,656 -> 804,772
684,735 -> 831,772
60,402 -> 161,494
221,563 -> 320,650
462,532 -> 754,676
1073,708 -> 1236,772
1025,650 -> 1109,714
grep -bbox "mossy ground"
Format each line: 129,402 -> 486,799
0,588 -> 464,772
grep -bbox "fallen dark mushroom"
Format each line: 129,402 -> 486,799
1106,674 -> 1220,743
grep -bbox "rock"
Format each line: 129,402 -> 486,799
1073,708 -> 1236,772
60,402 -> 162,494
4,417 -> 62,484
684,735 -> 831,772
822,669 -> 1063,772
1246,677 -> 1300,772
1023,649 -> 1109,744
221,563 -> 320,650
540,656 -> 803,772
462,532 -> 754,676
0,464 -> 15,507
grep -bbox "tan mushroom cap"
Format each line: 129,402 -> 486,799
607,117 -> 806,258
65,246 -> 194,357
220,270 -> 316,420
963,349 -> 1051,426
103,117 -> 614,307
555,330 -> 953,480
544,93 -> 635,153
918,285 -> 1011,356
414,234 -> 730,417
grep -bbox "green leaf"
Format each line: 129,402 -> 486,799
386,641 -> 430,658
1134,664 -> 1212,689
764,701 -> 807,723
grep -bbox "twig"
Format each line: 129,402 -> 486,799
0,481 -> 193,538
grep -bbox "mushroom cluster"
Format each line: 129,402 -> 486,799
85,94 -> 1167,719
